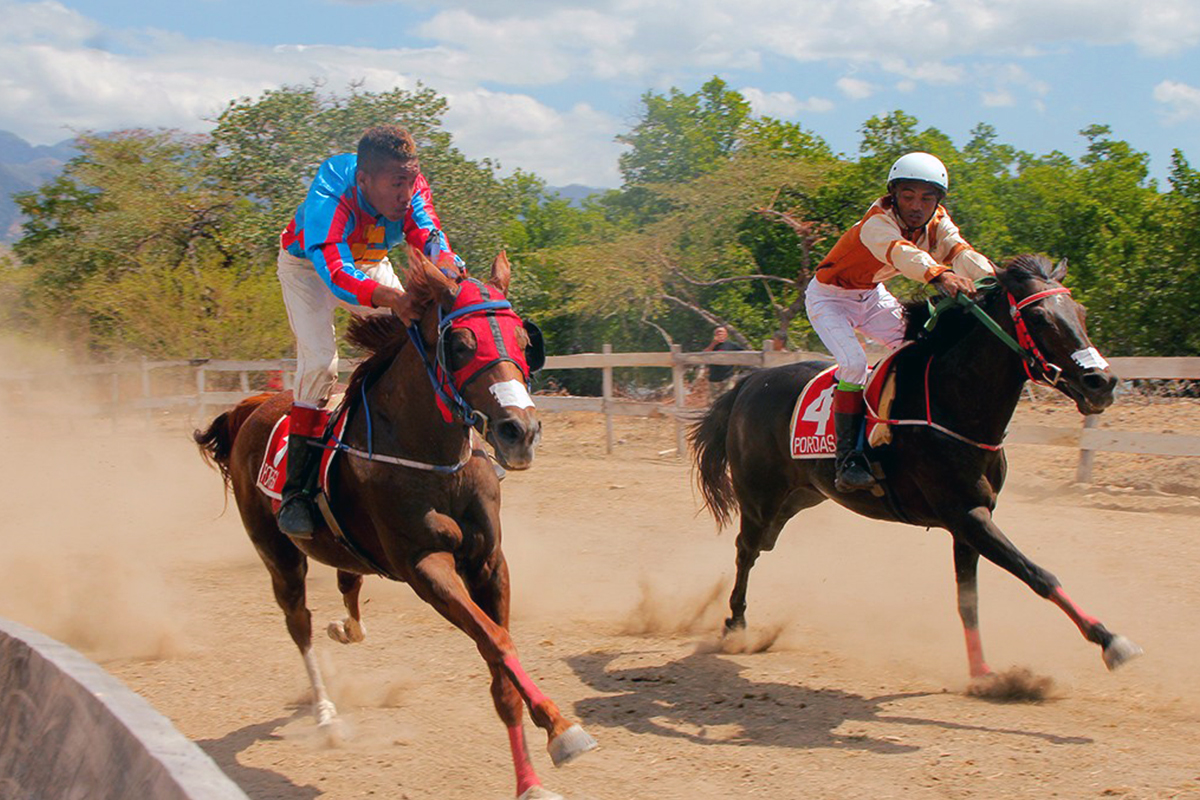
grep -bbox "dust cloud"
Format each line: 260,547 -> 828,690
0,337 -> 245,663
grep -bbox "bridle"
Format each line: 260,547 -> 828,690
925,278 -> 1072,387
330,281 -> 534,474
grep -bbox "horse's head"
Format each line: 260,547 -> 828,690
403,249 -> 544,469
995,254 -> 1117,415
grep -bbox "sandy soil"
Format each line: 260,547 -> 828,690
2,378 -> 1199,800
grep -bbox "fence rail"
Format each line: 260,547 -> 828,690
4,349 -> 1198,482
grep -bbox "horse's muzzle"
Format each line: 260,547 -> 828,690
489,414 -> 542,470
1072,368 -> 1117,415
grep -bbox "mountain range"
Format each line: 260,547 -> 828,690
0,131 -> 80,242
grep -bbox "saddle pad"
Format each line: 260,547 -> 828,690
788,366 -> 839,459
789,347 -> 909,460
255,409 -> 348,508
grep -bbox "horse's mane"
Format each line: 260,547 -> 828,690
342,254 -> 446,405
900,253 -> 1057,345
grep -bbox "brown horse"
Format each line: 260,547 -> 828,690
691,255 -> 1142,682
194,251 -> 595,800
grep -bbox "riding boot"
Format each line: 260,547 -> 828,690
278,433 -> 320,538
832,385 -> 877,493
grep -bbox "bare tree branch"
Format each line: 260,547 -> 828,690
659,294 -> 752,348
671,270 -> 797,288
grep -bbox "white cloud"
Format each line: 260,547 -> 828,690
1153,79 -> 1200,122
442,89 -> 624,185
836,77 -> 875,100
981,89 -> 1015,107
740,87 -> 833,117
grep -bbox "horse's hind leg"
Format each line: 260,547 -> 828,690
726,515 -> 774,632
259,542 -> 338,727
725,489 -> 823,633
327,570 -> 367,644
411,551 -> 597,776
952,540 -> 991,678
953,506 -> 1142,672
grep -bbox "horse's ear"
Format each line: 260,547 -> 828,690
488,250 -> 511,295
406,246 -> 458,308
1050,258 -> 1068,282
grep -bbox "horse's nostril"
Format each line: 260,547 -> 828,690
1082,371 -> 1115,392
497,419 -> 524,443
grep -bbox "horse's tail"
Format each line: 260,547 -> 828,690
688,376 -> 749,529
192,393 -> 272,488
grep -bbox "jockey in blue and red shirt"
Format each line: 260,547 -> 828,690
275,124 -> 464,539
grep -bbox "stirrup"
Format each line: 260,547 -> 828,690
278,495 -> 316,539
835,454 -> 877,493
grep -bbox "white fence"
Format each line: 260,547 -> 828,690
4,350 -> 1198,483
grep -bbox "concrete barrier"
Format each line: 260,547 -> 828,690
0,616 -> 248,800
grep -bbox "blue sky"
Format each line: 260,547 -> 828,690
3,0 -> 1198,187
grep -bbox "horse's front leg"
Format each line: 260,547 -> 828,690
410,551 -> 598,777
466,553 -> 569,800
952,539 -> 991,678
952,506 -> 1142,671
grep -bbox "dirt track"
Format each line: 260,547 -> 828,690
3,394 -> 1200,800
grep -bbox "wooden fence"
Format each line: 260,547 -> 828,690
4,349 -> 1198,483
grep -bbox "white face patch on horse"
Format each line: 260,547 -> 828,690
490,379 -> 535,409
1071,347 -> 1109,371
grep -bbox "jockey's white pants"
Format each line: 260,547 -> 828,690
277,248 -> 403,407
805,278 -> 905,386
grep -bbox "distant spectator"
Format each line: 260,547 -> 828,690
704,326 -> 745,397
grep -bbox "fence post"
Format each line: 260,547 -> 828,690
196,366 -> 207,422
672,343 -> 685,458
239,371 -> 250,393
602,343 -> 614,454
1075,414 -> 1100,483
109,370 -> 120,432
140,356 -> 152,426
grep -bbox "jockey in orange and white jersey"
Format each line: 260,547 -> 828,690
805,152 -> 995,493
275,125 -> 463,539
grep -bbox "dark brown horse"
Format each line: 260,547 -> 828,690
691,255 -> 1141,680
194,252 -> 595,800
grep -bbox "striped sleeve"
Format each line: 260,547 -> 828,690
934,213 -> 995,281
859,211 -> 943,283
405,174 -> 465,273
302,160 -> 380,307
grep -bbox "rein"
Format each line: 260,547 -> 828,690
874,278 -> 1073,451
924,277 -> 1070,386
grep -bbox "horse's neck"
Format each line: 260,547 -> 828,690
354,345 -> 469,463
926,304 -> 1027,443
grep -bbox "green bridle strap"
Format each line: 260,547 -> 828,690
922,277 -> 1027,357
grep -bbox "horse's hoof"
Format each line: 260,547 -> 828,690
723,617 -> 746,633
1103,635 -> 1143,670
314,698 -> 338,728
518,786 -> 563,800
547,724 -> 598,767
327,618 -> 366,644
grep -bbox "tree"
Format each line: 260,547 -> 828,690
207,83 -> 512,271
616,76 -> 752,187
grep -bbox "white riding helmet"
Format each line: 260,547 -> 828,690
887,152 -> 948,194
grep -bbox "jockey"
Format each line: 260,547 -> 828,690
805,152 -> 995,493
276,125 -> 464,539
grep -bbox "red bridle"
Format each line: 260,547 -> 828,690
1006,287 -> 1073,386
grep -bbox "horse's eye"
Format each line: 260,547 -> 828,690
447,330 -> 477,370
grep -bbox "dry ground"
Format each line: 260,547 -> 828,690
2,382 -> 1199,800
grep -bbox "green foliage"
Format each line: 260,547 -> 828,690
2,77 -> 1196,365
